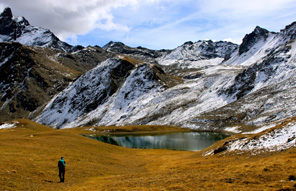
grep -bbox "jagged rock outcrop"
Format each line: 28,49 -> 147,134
280,21 -> 296,41
239,26 -> 270,55
0,7 -> 24,38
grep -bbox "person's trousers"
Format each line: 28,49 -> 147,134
59,170 -> 65,182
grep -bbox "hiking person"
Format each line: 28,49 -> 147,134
58,157 -> 66,182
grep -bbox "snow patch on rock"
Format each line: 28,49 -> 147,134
229,123 -> 296,154
225,126 -> 242,134
0,121 -> 17,129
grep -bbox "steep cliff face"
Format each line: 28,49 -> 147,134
0,7 -> 27,41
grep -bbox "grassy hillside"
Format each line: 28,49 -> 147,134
1,119 -> 296,190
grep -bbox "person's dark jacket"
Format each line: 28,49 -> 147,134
58,159 -> 66,171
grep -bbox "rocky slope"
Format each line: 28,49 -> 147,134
0,8 -> 112,122
157,40 -> 238,71
104,40 -> 239,77
36,21 -> 296,131
203,115 -> 296,156
195,22 -> 296,132
0,42 -> 78,121
36,56 -> 182,128
0,42 -> 109,122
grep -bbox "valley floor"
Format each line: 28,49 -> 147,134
1,119 -> 296,190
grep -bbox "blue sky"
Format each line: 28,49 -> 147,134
1,0 -> 296,49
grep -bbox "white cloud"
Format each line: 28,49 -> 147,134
223,38 -> 239,44
120,0 -> 296,48
0,4 -> 4,13
0,0 -> 296,49
0,0 -> 141,40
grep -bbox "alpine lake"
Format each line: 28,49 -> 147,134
84,131 -> 229,151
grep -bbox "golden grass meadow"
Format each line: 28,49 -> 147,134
1,119 -> 296,190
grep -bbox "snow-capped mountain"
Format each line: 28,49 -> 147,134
157,40 -> 238,69
2,6 -> 296,136
103,40 -> 238,76
36,21 -> 296,131
103,41 -> 170,64
36,56 -> 182,128
185,22 -> 296,131
0,7 -> 78,52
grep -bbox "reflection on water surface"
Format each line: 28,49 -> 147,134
86,132 -> 228,151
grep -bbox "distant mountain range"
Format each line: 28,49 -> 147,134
1,7 -> 296,134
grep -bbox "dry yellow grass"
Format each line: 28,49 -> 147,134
1,119 -> 296,190
121,56 -> 143,65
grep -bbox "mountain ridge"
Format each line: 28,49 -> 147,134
36,21 -> 296,131
1,7 -> 296,135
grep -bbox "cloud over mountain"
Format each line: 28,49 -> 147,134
0,0 -> 141,40
1,0 -> 296,49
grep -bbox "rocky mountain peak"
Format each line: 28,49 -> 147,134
280,21 -> 296,40
239,26 -> 269,55
183,41 -> 194,45
253,26 -> 269,34
0,7 -> 30,30
157,39 -> 238,71
0,7 -> 19,38
103,41 -> 169,63
14,16 -> 30,27
282,21 -> 296,32
0,7 -> 13,18
103,41 -> 128,52
0,7 -> 78,52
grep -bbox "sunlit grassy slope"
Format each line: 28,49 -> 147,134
1,119 -> 296,190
